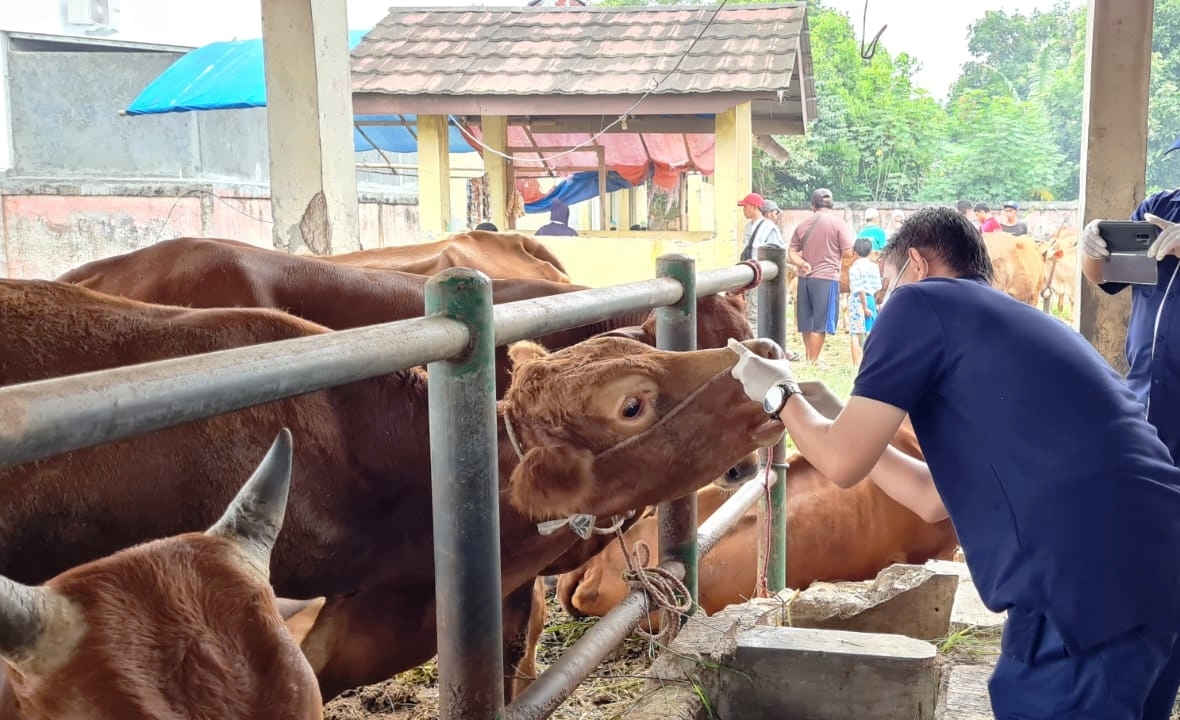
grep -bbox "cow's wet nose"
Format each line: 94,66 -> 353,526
741,338 -> 784,360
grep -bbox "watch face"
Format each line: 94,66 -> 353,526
763,385 -> 785,414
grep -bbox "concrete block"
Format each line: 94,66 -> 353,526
720,626 -> 939,720
941,664 -> 995,720
777,563 -> 958,641
924,560 -> 1007,631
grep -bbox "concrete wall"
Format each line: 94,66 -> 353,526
0,180 -> 418,279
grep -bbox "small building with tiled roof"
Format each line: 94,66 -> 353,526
350,3 -> 814,268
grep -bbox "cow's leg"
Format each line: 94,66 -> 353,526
503,577 -> 547,700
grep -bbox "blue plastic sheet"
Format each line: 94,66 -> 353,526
523,170 -> 637,215
123,31 -> 475,153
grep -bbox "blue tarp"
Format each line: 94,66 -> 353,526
123,30 -> 476,154
523,170 -> 637,215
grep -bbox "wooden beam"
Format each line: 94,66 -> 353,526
481,115 -> 510,231
1076,0 -> 1154,371
713,102 -> 753,250
354,92 -> 803,119
417,115 -> 452,237
461,115 -> 804,136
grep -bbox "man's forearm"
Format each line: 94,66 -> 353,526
1080,254 -> 1106,285
788,249 -> 807,267
867,446 -> 948,523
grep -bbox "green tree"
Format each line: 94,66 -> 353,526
918,90 -> 1064,202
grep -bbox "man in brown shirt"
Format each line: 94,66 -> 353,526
788,188 -> 854,363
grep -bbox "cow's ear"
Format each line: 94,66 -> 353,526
275,596 -> 326,647
507,340 -> 549,368
599,326 -> 648,342
509,444 -> 595,520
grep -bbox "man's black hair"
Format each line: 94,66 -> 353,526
880,206 -> 995,284
956,200 -> 972,213
853,237 -> 873,258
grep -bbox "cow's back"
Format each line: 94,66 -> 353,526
326,231 -> 571,283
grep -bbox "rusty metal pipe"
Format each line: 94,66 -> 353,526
504,470 -> 770,720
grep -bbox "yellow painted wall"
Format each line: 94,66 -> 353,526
536,231 -> 732,288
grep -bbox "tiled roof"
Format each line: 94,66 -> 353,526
351,4 -> 808,97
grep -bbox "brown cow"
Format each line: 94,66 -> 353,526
556,412 -> 959,633
1039,230 -> 1078,317
0,279 -> 778,702
0,430 -> 323,720
982,231 -> 1046,306
323,230 -> 571,283
56,236 -> 752,397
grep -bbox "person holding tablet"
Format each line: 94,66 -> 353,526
732,206 -> 1180,720
1081,170 -> 1180,466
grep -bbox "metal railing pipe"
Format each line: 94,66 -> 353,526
654,254 -> 700,609
503,470 -> 772,720
756,245 -> 791,591
0,262 -> 769,471
0,316 -> 468,470
426,269 -> 505,719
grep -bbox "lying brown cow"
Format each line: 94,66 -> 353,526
0,279 -> 777,702
56,236 -> 751,397
982,231 -> 1046,306
556,399 -> 959,633
323,229 -> 571,283
0,430 -> 322,720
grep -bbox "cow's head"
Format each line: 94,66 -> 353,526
501,336 -> 784,520
0,430 -> 323,719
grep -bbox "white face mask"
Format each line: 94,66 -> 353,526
881,257 -> 911,306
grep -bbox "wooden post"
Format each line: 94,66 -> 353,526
714,103 -> 753,254
260,0 -> 358,254
1076,0 -> 1155,371
418,115 -> 452,239
481,116 -> 510,231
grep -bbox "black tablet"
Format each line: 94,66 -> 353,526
1098,221 -> 1160,254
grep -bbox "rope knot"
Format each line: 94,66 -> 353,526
736,259 -> 764,293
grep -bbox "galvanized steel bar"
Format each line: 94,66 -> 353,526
756,245 -> 790,591
502,471 -> 771,720
426,268 -> 505,720
654,254 -> 699,608
0,262 -> 769,472
0,317 -> 469,470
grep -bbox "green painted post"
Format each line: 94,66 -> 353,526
655,253 -> 699,608
425,268 -> 504,719
757,245 -> 790,592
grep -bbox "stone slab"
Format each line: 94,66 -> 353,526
924,560 -> 1006,631
719,626 -> 939,720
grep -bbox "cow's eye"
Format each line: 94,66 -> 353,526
621,397 -> 644,420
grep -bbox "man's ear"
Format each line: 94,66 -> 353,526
509,444 -> 596,520
507,340 -> 550,368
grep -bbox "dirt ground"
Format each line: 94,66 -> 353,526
324,593 -> 657,720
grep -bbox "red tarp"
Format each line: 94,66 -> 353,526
463,125 -> 715,192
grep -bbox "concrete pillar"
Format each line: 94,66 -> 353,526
481,115 -> 510,231
418,115 -> 452,238
1076,0 -> 1154,371
260,0 -> 359,255
714,103 -> 753,255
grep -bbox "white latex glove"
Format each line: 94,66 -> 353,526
1146,213 -> 1180,261
1081,218 -> 1108,260
727,338 -> 797,404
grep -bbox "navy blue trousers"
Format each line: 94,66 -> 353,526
990,611 -> 1180,719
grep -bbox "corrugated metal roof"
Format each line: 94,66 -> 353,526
351,4 -> 807,97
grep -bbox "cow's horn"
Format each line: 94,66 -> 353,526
206,428 -> 294,579
0,576 -> 53,661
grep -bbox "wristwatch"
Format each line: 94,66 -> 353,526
763,381 -> 802,418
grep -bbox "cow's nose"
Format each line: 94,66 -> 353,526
742,338 -> 784,360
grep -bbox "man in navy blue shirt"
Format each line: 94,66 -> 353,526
730,206 -> 1180,719
1081,180 -> 1180,466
